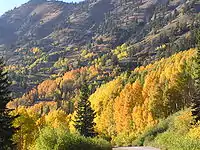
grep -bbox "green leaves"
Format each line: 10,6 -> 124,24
32,127 -> 111,150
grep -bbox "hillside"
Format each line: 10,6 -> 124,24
2,0 -> 200,149
0,0 -> 200,97
8,48 -> 199,149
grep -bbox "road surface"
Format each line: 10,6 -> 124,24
113,147 -> 160,150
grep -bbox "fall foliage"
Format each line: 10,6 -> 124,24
8,48 -> 200,148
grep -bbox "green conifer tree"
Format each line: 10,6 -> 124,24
0,58 -> 15,149
192,31 -> 200,122
74,82 -> 96,137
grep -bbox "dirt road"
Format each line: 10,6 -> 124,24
113,147 -> 160,150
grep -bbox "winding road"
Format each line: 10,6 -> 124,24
113,147 -> 160,150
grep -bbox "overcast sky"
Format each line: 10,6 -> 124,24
0,0 -> 84,15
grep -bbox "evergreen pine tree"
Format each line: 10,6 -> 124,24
0,58 -> 15,149
74,82 -> 96,137
192,31 -> 200,123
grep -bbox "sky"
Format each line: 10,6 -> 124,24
0,0 -> 83,15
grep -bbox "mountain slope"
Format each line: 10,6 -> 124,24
0,0 -> 200,96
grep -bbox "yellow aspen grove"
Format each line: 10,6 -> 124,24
114,80 -> 143,134
89,78 -> 123,135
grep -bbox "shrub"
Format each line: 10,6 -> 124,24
169,110 -> 192,134
31,127 -> 112,150
112,132 -> 136,147
133,109 -> 195,148
133,118 -> 169,146
187,125 -> 200,139
154,131 -> 200,150
147,110 -> 200,150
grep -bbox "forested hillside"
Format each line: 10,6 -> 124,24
7,48 -> 200,149
1,0 -> 200,149
0,0 -> 200,97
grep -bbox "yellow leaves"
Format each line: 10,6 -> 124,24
142,73 -> 157,99
112,49 -> 196,136
84,52 -> 95,59
12,107 -> 39,150
114,80 -> 144,133
11,103 -> 68,130
10,46 -> 198,149
112,43 -> 129,60
81,49 -> 95,59
35,116 -> 45,128
53,57 -> 69,68
55,77 -> 62,86
88,48 -> 195,137
114,95 -> 125,133
81,49 -> 88,56
87,66 -> 99,78
187,125 -> 200,139
162,44 -> 167,49
95,101 -> 115,136
135,49 -> 195,77
155,44 -> 167,51
5,65 -> 17,71
173,110 -> 193,134
11,106 -> 26,117
89,78 -> 122,135
132,106 -> 144,132
132,104 -> 157,134
44,109 -> 69,129
68,112 -> 76,133
117,51 -> 128,60
31,47 -> 41,54
12,106 -> 71,150
89,78 -> 122,114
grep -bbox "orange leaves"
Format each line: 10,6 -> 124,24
114,81 -> 144,133
62,66 -> 99,81
132,104 -> 157,134
62,69 -> 79,81
10,47 -> 197,145
88,66 -> 99,78
89,49 -> 196,138
28,101 -> 57,116
22,88 -> 38,104
10,65 -> 102,149
114,93 -> 125,133
15,61 -> 102,108
37,79 -> 57,99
